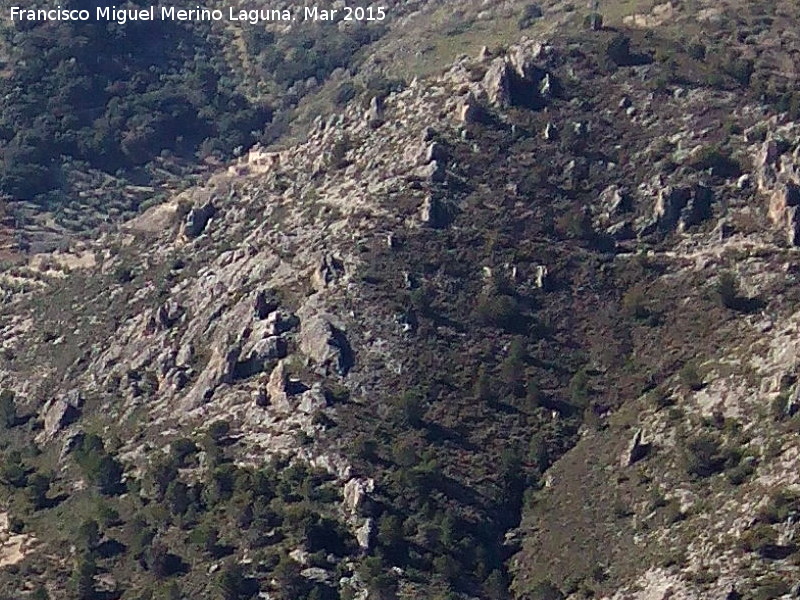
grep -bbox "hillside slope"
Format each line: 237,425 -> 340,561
1,2 -> 800,600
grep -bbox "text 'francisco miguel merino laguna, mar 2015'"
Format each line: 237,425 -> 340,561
8,5 -> 385,23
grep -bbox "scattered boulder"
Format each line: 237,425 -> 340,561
621,428 -> 651,466
543,122 -> 558,140
365,96 -> 384,128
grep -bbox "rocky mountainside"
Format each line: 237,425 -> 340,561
3,2 -> 800,600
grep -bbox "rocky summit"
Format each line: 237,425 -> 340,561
2,1 -> 800,599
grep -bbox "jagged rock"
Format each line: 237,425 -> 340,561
785,386 -> 800,418
343,477 -> 375,513
365,96 -> 384,128
543,122 -> 558,140
299,386 -> 327,414
355,518 -> 374,552
606,221 -> 635,240
182,343 -> 240,407
301,567 -> 332,584
716,219 -> 735,241
534,265 -> 549,289
183,201 -> 216,238
599,185 -> 631,216
238,336 -> 287,376
424,141 -> 447,163
459,94 -> 486,124
266,360 -> 291,411
312,253 -> 345,292
477,45 -> 491,61
60,429 -> 85,460
299,316 -> 353,376
737,174 -> 752,189
678,185 -> 713,230
539,73 -> 554,99
175,342 -> 194,367
420,195 -> 452,228
416,160 -> 446,183
621,428 -> 651,466
42,390 -> 83,437
768,183 -> 800,245
654,184 -> 713,231
508,43 -> 547,80
483,59 -> 513,108
483,52 -> 552,109
253,289 -> 279,319
147,300 -> 184,333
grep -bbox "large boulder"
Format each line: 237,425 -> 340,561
419,195 -> 453,228
183,201 -> 216,238
299,315 -> 353,376
654,184 -> 713,231
482,50 -> 553,110
42,390 -> 83,437
311,253 -> 345,292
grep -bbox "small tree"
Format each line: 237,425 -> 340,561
0,389 -> 17,428
715,271 -> 739,309
70,553 -> 96,600
26,472 -> 51,510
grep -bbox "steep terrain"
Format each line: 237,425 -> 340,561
2,2 -> 800,600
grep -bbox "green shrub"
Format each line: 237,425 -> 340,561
474,294 -> 522,330
679,362 -> 703,391
683,434 -> 727,478
715,271 -> 740,309
686,145 -> 741,178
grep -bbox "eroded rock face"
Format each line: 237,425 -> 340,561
755,137 -> 800,245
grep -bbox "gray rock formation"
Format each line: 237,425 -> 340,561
420,195 -> 452,228
312,254 -> 345,292
299,315 -> 353,376
365,96 -> 384,128
183,201 -> 216,238
621,428 -> 651,466
42,390 -> 83,438
654,184 -> 713,231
